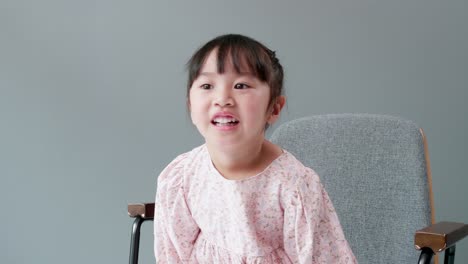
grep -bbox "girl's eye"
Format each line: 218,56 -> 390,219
234,83 -> 250,89
200,84 -> 212,90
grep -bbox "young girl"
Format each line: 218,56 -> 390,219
154,34 -> 356,263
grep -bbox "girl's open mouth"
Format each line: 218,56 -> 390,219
211,117 -> 239,126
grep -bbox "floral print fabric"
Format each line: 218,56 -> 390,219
154,145 -> 356,263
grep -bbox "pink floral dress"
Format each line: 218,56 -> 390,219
154,145 -> 356,263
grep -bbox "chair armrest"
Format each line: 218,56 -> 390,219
415,221 -> 468,253
128,203 -> 155,219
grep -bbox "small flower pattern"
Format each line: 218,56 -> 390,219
154,145 -> 357,263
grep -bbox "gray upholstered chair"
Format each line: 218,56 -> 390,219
269,114 -> 467,263
128,114 -> 467,264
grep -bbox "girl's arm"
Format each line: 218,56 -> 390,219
154,155 -> 200,263
283,169 -> 356,264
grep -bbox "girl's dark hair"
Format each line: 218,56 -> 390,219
186,34 -> 284,107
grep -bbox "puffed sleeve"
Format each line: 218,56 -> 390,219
283,169 -> 357,264
154,154 -> 200,263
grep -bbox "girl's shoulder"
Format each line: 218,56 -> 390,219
272,150 -> 322,189
157,144 -> 207,187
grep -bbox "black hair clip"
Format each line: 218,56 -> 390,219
270,50 -> 279,64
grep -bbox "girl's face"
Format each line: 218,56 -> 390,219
189,50 -> 284,148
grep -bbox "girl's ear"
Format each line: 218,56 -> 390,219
267,96 -> 286,124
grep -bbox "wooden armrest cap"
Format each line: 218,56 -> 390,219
415,221 -> 468,252
128,203 -> 155,219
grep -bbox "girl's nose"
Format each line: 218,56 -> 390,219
213,88 -> 234,107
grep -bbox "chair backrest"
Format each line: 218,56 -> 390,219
270,114 -> 433,263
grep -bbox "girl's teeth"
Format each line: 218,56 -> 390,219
214,117 -> 238,124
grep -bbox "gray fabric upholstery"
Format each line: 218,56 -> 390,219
270,114 -> 432,263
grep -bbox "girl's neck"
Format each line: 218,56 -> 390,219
206,139 -> 282,180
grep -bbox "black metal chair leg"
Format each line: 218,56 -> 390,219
129,216 -> 145,264
444,245 -> 456,264
418,247 -> 434,264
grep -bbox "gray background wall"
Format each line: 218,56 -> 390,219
1,0 -> 467,263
